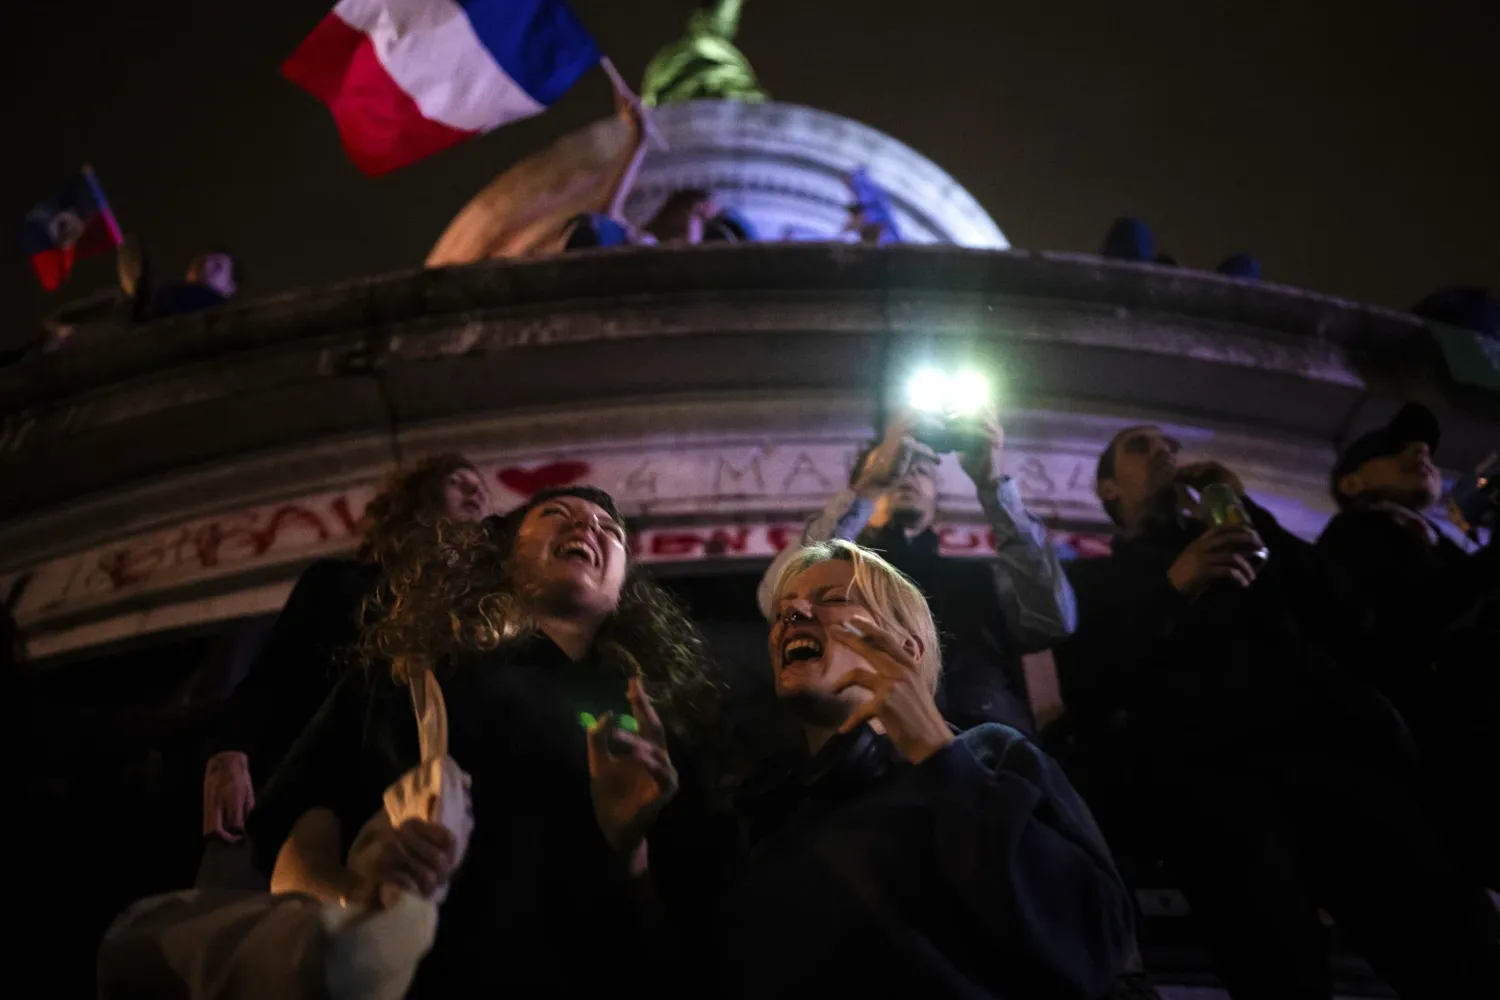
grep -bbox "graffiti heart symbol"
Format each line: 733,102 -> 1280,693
497,460 -> 592,497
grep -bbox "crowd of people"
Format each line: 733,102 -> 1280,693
5,174 -> 1497,998
75,395 -> 1496,999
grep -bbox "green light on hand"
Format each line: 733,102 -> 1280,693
578,711 -> 638,733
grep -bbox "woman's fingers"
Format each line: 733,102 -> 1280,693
224,794 -> 247,834
379,827 -> 450,896
639,753 -> 680,797
586,711 -> 620,772
626,676 -> 667,746
837,699 -> 883,735
609,728 -> 664,763
829,619 -> 914,677
833,668 -> 889,734
398,820 -> 454,868
381,871 -> 421,897
605,729 -> 678,792
204,794 -> 240,842
834,667 -> 883,695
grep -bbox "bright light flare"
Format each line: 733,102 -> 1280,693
905,367 -> 950,414
905,366 -> 992,417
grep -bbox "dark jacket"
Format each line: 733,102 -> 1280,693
210,558 -> 379,791
1057,500 -> 1412,768
860,523 -> 1036,733
250,632 -> 722,999
1317,507 -> 1499,700
717,724 -> 1136,999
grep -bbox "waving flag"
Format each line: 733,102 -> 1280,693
20,168 -> 123,291
426,105 -> 643,265
845,168 -> 902,245
283,0 -> 601,177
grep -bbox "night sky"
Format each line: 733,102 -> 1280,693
4,1 -> 1497,352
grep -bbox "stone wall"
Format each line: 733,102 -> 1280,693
3,244 -> 1495,658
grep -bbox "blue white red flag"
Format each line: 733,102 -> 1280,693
283,0 -> 601,177
19,168 -> 123,291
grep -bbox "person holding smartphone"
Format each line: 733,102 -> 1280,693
757,407 -> 1075,734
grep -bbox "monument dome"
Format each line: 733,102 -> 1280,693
622,99 -> 1007,248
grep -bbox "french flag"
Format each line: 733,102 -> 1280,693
283,0 -> 601,177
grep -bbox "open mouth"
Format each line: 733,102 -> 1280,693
780,635 -> 824,665
554,538 -> 600,567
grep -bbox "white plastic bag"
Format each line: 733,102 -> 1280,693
324,668 -> 474,999
100,670 -> 474,1000
378,670 -> 474,907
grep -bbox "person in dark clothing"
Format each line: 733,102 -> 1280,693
1215,253 -> 1263,280
758,410 -> 1076,734
563,213 -> 634,250
249,486 -> 730,997
133,248 -> 241,321
721,540 -> 1134,999
200,455 -> 491,853
1318,402 -> 1500,887
643,188 -> 726,245
1412,285 -> 1500,338
1057,424 -> 1500,999
1101,218 -> 1157,262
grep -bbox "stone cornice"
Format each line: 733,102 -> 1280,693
2,244 -> 1494,549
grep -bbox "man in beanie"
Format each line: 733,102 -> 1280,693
1317,402 -> 1500,888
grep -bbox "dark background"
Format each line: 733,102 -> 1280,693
3,0 -> 1497,352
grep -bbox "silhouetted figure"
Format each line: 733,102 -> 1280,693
135,249 -> 240,321
1412,286 -> 1500,338
563,213 -> 634,250
1319,403 -> 1500,888
1101,218 -> 1156,262
645,188 -> 723,244
1216,253 -> 1263,280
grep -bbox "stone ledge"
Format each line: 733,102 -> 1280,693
0,245 -> 1437,410
2,244 -> 1494,531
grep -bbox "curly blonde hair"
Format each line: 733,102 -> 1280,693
358,487 -> 726,756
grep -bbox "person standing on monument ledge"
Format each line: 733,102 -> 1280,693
757,408 -> 1076,735
197,454 -> 491,886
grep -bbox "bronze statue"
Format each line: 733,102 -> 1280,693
641,0 -> 768,106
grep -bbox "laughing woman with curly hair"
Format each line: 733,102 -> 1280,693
248,486 -> 733,997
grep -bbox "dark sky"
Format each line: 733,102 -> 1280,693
5,1 -> 1497,351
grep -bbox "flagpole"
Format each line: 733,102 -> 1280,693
597,56 -> 664,224
600,57 -> 667,151
81,164 -> 124,246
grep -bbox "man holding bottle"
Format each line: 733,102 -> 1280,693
1054,423 -> 1500,1000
